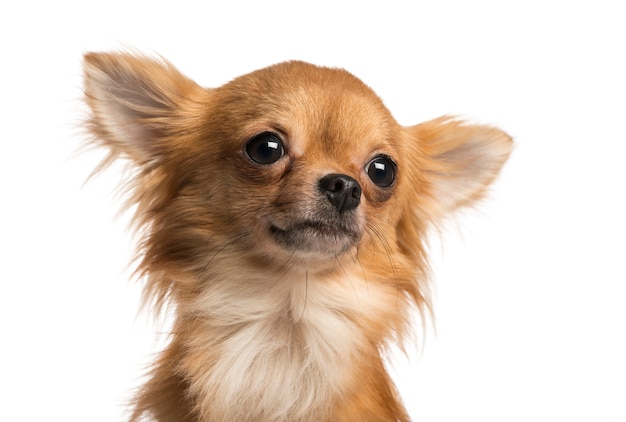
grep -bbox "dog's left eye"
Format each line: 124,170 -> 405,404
245,132 -> 285,164
366,155 -> 397,188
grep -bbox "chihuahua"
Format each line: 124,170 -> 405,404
83,52 -> 511,421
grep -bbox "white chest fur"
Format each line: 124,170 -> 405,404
184,271 -> 397,421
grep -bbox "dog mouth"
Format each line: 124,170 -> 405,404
269,219 -> 360,255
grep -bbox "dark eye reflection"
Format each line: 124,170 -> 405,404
245,132 -> 285,164
366,155 -> 396,188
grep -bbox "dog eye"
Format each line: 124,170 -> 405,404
366,155 -> 396,188
245,132 -> 285,164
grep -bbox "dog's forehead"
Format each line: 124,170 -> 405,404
224,61 -> 398,155
243,60 -> 373,93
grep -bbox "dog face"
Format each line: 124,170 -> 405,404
192,62 -> 404,269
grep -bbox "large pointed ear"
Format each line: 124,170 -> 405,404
83,52 -> 202,164
406,116 -> 512,216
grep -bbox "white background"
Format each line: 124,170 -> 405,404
1,1 -> 625,421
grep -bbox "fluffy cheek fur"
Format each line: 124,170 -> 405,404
82,52 -> 512,422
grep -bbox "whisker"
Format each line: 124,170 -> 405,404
199,231 -> 248,281
197,206 -> 269,281
269,249 -> 298,290
334,254 -> 360,300
365,222 -> 401,302
298,270 -> 309,322
354,253 -> 370,295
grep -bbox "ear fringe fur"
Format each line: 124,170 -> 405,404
408,116 -> 512,217
82,51 -> 201,165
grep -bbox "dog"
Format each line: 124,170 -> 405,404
83,51 -> 511,421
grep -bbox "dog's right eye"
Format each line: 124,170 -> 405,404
245,132 -> 285,165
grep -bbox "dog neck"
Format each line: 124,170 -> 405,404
172,266 -> 403,421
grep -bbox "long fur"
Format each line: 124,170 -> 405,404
82,52 -> 512,421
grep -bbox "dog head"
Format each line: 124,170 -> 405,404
83,52 -> 511,305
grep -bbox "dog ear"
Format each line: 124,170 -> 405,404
83,52 -> 202,164
405,116 -> 512,217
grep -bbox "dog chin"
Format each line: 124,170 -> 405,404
268,219 -> 360,258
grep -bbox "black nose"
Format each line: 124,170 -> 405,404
318,173 -> 362,213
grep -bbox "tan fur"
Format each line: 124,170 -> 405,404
82,52 -> 512,421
